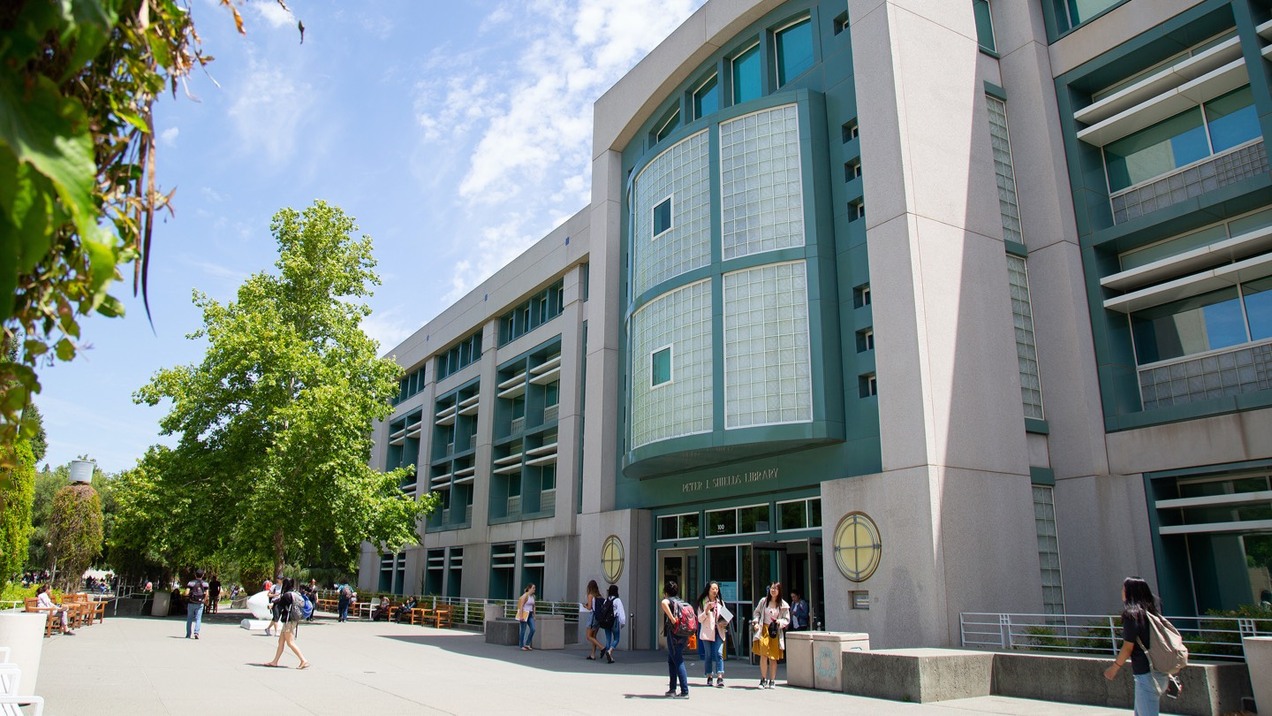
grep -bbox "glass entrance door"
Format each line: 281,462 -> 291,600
656,548 -> 698,648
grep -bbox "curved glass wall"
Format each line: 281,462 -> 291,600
721,105 -> 805,260
630,279 -> 714,448
723,261 -> 812,428
632,130 -> 712,295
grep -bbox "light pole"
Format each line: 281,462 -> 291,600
47,542 -> 57,589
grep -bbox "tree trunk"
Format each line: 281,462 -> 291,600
272,528 -> 285,579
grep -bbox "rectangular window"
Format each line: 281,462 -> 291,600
1245,277 -> 1272,341
973,0 -> 995,53
1033,485 -> 1065,614
1056,0 -> 1123,32
652,196 -> 673,237
693,74 -> 719,120
842,120 -> 858,143
731,43 -> 761,104
853,284 -> 871,308
775,18 -> 814,87
1008,256 -> 1044,419
706,508 -> 737,536
986,96 -> 1022,245
651,346 -> 673,386
844,160 -> 862,181
738,504 -> 770,534
1131,286 -> 1246,364
832,11 -> 849,35
849,199 -> 865,221
855,329 -> 874,353
859,373 -> 877,398
1205,86 -> 1259,153
655,106 -> 680,143
778,500 -> 807,530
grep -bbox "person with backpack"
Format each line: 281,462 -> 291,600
696,580 -> 731,687
583,579 -> 605,660
1103,576 -> 1184,714
185,569 -> 209,640
659,578 -> 694,698
751,581 -> 790,689
263,578 -> 310,670
598,583 -> 626,663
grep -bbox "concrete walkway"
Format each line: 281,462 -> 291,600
32,611 -> 1126,715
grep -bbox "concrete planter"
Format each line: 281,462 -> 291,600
150,590 -> 170,617
1244,636 -> 1271,715
0,612 -> 47,696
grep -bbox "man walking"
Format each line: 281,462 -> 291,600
186,569 -> 209,639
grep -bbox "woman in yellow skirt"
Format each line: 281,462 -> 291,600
751,582 -> 790,689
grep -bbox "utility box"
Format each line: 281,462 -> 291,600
813,631 -> 870,692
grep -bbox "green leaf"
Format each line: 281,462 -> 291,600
54,338 -> 75,362
146,29 -> 174,70
96,294 -> 125,318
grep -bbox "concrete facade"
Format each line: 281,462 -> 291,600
362,0 -> 1272,652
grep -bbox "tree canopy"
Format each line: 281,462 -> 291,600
130,201 -> 433,576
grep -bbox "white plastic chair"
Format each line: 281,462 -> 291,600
0,662 -> 44,716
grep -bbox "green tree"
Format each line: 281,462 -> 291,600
47,482 -> 104,591
0,441 -> 36,584
26,464 -> 70,570
0,0 -> 296,466
134,201 -> 435,576
106,446 -> 177,581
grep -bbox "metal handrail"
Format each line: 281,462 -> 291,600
960,611 -> 1272,662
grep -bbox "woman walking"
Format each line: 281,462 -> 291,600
583,579 -> 605,660
660,579 -> 690,698
516,583 -> 537,651
601,583 -> 626,663
697,581 -> 729,687
751,582 -> 789,689
1103,576 -> 1169,715
263,578 -> 310,670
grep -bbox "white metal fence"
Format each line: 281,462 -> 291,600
960,611 -> 1272,661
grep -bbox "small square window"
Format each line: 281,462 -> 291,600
859,373 -> 878,398
651,346 -> 673,386
855,329 -> 874,353
842,120 -> 859,143
853,284 -> 871,308
833,11 -> 849,35
653,197 -> 673,238
849,199 -> 865,221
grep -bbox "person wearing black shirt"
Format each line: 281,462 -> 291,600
1103,576 -> 1168,715
263,578 -> 310,670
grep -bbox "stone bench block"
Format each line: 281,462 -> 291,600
484,618 -> 520,646
842,648 -> 994,703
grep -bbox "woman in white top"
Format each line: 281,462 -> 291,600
601,582 -> 626,663
36,584 -> 72,634
751,582 -> 789,689
516,583 -> 537,650
696,581 -> 728,687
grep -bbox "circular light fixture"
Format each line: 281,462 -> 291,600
601,535 -> 625,584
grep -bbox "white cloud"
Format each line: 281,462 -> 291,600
411,0 -> 706,300
159,126 -> 180,147
250,1 -> 295,29
226,54 -> 314,166
363,305 -> 418,354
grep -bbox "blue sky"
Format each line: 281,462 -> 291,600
37,0 -> 706,474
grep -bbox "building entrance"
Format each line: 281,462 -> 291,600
656,548 -> 698,649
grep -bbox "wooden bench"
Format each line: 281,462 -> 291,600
23,598 -> 63,637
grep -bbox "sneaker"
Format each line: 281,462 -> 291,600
606,650 -> 614,664
759,678 -> 767,689
674,692 -> 690,699
769,679 -> 777,689
716,677 -> 724,689
664,690 -> 676,698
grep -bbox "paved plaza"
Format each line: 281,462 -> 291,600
31,610 -> 1125,715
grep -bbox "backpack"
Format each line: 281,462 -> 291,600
301,593 -> 314,619
1137,612 -> 1188,676
188,580 -> 206,602
668,598 -> 698,638
596,596 -> 617,629
340,585 -> 353,599
286,591 -> 304,623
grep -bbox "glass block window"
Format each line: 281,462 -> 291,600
632,130 -> 711,294
630,280 -> 713,448
1033,485 -> 1065,614
986,96 -> 1022,245
693,74 -> 719,120
720,104 -> 805,260
723,261 -> 813,428
775,17 -> 814,87
732,43 -> 761,104
973,0 -> 995,53
1008,255 -> 1044,419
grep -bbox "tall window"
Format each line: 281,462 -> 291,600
731,44 -> 761,104
973,0 -> 995,53
1008,256 -> 1044,419
653,197 -> 673,237
1033,486 -> 1065,614
774,18 -> 814,87
655,107 -> 680,143
693,74 -> 719,120
986,96 -> 1022,245
651,346 -> 672,386
1054,0 -> 1123,33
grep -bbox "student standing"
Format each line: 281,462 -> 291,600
516,583 -> 537,650
337,581 -> 353,622
1103,576 -> 1169,715
207,574 -> 221,614
583,579 -> 605,660
696,581 -> 729,687
788,590 -> 809,631
601,583 -> 626,663
751,582 -> 789,689
660,579 -> 690,699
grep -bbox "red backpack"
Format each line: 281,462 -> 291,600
669,598 -> 699,637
